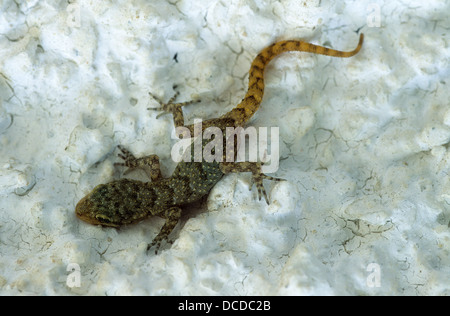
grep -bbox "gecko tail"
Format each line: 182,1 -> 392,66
223,33 -> 364,126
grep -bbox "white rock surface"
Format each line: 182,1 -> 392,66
0,0 -> 448,295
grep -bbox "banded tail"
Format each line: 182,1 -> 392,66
222,33 -> 364,126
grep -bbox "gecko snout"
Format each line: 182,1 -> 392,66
75,195 -> 95,223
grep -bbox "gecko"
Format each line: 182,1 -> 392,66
76,33 -> 364,254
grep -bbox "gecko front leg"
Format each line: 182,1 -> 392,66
114,145 -> 163,182
220,162 -> 284,204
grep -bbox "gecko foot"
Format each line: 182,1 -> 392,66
114,145 -> 162,181
148,88 -> 200,128
250,170 -> 285,204
220,162 -> 285,204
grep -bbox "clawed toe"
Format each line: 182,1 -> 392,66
114,145 -> 137,169
146,241 -> 159,255
147,89 -> 200,115
250,171 -> 285,204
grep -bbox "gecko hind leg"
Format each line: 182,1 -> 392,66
220,162 -> 285,204
148,86 -> 201,128
114,145 -> 162,181
147,206 -> 182,254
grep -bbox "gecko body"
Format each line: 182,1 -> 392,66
76,34 -> 364,253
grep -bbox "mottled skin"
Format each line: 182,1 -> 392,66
76,34 -> 364,253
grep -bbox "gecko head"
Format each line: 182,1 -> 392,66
75,185 -> 120,227
75,181 -> 148,227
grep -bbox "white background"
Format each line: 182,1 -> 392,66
0,0 -> 448,295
